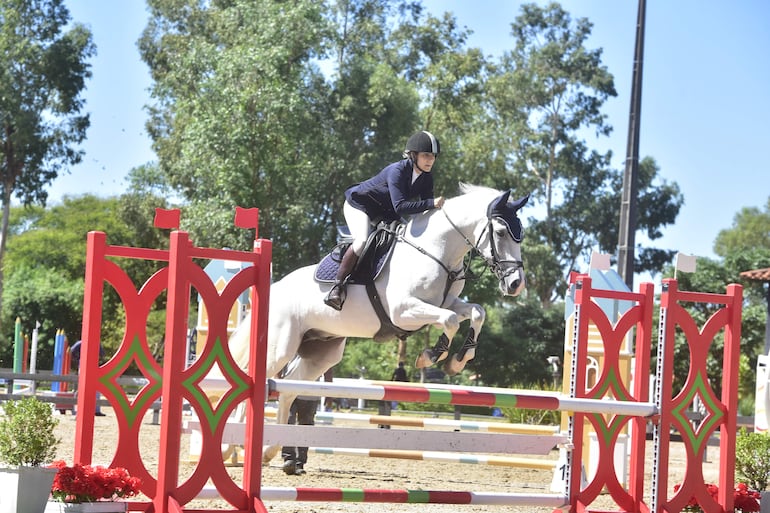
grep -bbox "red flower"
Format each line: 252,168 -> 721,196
49,460 -> 142,503
673,482 -> 761,513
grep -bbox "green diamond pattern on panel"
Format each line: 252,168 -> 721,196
183,337 -> 250,435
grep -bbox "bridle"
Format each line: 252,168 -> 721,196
441,208 -> 524,283
394,205 -> 524,303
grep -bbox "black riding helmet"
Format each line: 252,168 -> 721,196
405,130 -> 440,156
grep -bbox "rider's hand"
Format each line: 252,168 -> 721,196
434,196 -> 445,209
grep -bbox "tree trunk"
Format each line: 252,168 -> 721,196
0,184 -> 13,335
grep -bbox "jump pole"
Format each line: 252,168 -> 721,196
312,410 -> 560,434
268,378 -> 658,417
186,418 -> 562,470
310,447 -> 559,469
195,486 -> 568,507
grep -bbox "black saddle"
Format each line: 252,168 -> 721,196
315,221 -> 401,285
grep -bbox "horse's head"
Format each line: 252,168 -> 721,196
481,189 -> 529,296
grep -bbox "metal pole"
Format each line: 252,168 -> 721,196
765,283 -> 770,354
617,0 -> 646,289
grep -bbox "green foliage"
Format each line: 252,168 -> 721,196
736,429 -> 770,491
0,266 -> 83,369
502,405 -> 560,426
485,5 -> 682,305
0,397 -> 59,467
467,297 -> 566,389
1,192 -> 169,367
333,337 -> 403,381
0,0 -> 95,328
0,0 -> 95,204
714,200 -> 770,258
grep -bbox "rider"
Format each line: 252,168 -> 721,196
324,130 -> 446,310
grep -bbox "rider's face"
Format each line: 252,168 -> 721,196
416,152 -> 437,172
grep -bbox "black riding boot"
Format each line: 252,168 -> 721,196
324,246 -> 359,310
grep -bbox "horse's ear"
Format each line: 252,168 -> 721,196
488,190 -> 511,218
508,192 -> 530,212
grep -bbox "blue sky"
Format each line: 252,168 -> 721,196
57,1 -> 769,275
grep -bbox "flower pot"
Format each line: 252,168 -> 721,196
44,502 -> 128,513
0,466 -> 59,513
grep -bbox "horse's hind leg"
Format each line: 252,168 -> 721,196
263,337 -> 347,465
263,391 -> 295,464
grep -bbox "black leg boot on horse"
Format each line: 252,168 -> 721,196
324,245 -> 359,310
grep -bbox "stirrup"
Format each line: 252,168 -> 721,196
324,282 -> 346,311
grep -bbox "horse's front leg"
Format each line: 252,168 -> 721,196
398,298 -> 467,373
442,298 -> 485,375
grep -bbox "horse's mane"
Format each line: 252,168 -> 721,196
456,182 -> 499,197
412,183 -> 500,224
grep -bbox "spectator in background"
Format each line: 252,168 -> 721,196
392,361 -> 408,382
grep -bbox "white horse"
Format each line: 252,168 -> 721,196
229,183 -> 528,464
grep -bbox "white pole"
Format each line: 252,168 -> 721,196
30,321 -> 40,394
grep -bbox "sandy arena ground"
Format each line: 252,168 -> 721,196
53,408 -> 719,512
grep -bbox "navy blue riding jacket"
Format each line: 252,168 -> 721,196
345,159 -> 437,223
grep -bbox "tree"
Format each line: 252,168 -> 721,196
140,0 -> 339,277
1,265 -> 83,370
1,193 -> 170,367
714,199 -> 770,259
467,298 -> 565,388
139,0 -> 498,278
486,3 -> 682,305
0,0 -> 95,328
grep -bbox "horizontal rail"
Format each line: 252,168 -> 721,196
195,486 -> 569,506
189,422 -> 565,455
310,447 -> 558,469
269,379 -> 658,417
312,410 -> 560,434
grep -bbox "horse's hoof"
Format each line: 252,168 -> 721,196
415,348 -> 447,368
443,355 -> 463,375
443,347 -> 476,375
282,460 -> 297,475
415,351 -> 431,368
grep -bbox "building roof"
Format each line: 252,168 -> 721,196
740,268 -> 770,282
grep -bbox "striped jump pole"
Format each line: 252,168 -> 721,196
268,378 -> 658,417
310,447 -> 558,470
312,410 -> 560,435
196,486 -> 568,508
263,488 -> 568,507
